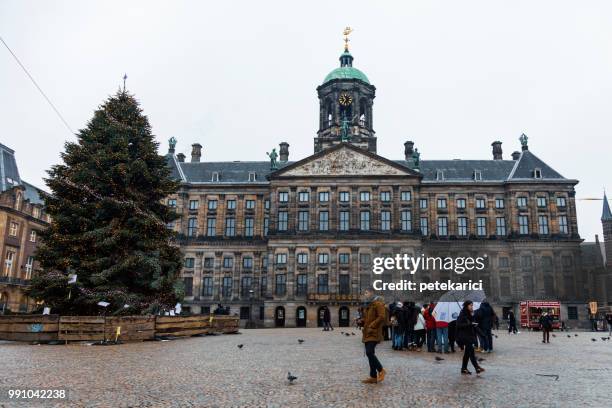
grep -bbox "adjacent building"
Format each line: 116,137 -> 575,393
0,143 -> 48,313
165,44 -> 608,328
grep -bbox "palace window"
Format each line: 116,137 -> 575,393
264,217 -> 269,235
519,215 -> 529,235
277,211 -> 288,231
419,198 -> 428,209
245,200 -> 255,210
538,215 -> 549,235
317,274 -> 329,294
275,274 -> 286,296
298,211 -> 309,231
222,277 -> 232,297
167,199 -> 177,207
244,218 -> 254,237
436,170 -> 444,181
339,274 -> 350,295
437,217 -> 448,236
537,197 -> 547,208
499,257 -> 509,268
339,253 -> 350,264
496,217 -> 506,236
296,274 -> 308,296
401,210 -> 412,232
223,257 -> 233,268
420,217 -> 429,236
184,258 -> 195,268
204,257 -> 214,268
556,196 -> 567,208
473,170 -> 482,181
202,278 -> 213,296
241,277 -> 252,297
319,211 -> 329,231
534,168 -> 542,179
457,217 -> 468,236
437,198 -> 447,209
401,191 -> 411,201
248,172 -> 256,182
476,217 -> 487,236
339,191 -> 350,203
380,191 -> 391,202
298,191 -> 310,202
207,218 -> 216,236
29,230 -> 37,243
226,200 -> 236,210
278,192 -> 289,203
360,211 -> 370,231
276,253 -> 287,265
187,218 -> 198,237
319,191 -> 330,202
184,277 -> 193,297
225,218 -> 235,236
243,257 -> 253,269
265,199 -> 270,209
8,222 -> 18,237
517,197 -> 528,207
261,276 -> 268,297
360,191 -> 370,202
339,211 -> 350,231
318,253 -> 329,265
559,215 -> 569,234
189,200 -> 199,210
476,198 -> 486,209
381,211 -> 391,231
208,200 -> 218,210
456,198 -> 466,209
359,253 -> 371,266
25,256 -> 34,278
495,198 -> 505,209
297,253 -> 308,265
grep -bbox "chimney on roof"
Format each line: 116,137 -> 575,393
404,141 -> 414,160
176,153 -> 186,163
279,142 -> 289,162
491,141 -> 503,160
511,151 -> 521,160
191,143 -> 202,162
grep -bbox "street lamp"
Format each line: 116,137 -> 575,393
245,289 -> 256,329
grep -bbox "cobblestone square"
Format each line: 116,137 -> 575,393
0,328 -> 611,408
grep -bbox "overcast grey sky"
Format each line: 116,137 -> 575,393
1,0 -> 611,241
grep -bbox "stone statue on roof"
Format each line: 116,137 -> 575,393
267,148 -> 278,170
412,148 -> 420,168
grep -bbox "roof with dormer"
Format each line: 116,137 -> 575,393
0,143 -> 45,205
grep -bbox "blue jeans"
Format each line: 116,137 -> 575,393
393,331 -> 403,348
436,327 -> 449,352
426,329 -> 437,351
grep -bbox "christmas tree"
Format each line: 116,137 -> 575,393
27,90 -> 183,315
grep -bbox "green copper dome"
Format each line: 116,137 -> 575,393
322,51 -> 370,84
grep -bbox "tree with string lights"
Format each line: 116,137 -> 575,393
27,88 -> 183,315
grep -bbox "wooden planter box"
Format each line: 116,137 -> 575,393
105,316 -> 155,342
154,315 -> 211,337
58,316 -> 105,342
210,315 -> 240,334
0,315 -> 60,342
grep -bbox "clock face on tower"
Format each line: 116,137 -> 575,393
338,93 -> 353,106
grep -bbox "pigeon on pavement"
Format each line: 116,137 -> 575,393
287,372 -> 298,384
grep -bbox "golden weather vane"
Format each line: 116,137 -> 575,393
343,27 -> 353,52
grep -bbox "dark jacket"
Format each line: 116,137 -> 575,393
475,302 -> 494,331
456,308 -> 477,345
362,297 -> 386,343
323,307 -> 331,323
539,314 -> 553,330
448,320 -> 457,343
508,311 -> 516,324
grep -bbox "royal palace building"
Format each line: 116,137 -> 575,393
166,45 -> 610,328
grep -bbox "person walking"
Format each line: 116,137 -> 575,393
391,302 -> 404,350
456,300 -> 485,375
607,313 -> 612,337
507,310 -> 518,334
448,319 -> 457,353
414,306 -> 426,351
403,301 -> 417,350
358,288 -> 386,384
322,306 -> 333,331
423,302 -> 437,352
435,317 -> 449,354
475,301 -> 495,353
539,311 -> 553,343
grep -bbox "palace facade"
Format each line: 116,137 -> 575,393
166,46 -> 609,328
0,143 -> 48,313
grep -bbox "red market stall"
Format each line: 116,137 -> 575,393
519,300 -> 561,330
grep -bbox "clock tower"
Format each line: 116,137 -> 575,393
315,29 -> 376,153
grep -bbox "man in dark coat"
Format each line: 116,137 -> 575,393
447,320 -> 457,352
323,307 -> 333,331
539,311 -> 553,343
475,301 -> 495,352
507,310 -> 518,334
456,300 -> 485,375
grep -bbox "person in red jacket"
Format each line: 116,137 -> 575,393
423,302 -> 437,352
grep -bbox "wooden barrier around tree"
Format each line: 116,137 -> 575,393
154,315 -> 211,337
0,314 -> 239,342
0,315 -> 60,342
58,316 -> 105,342
105,316 -> 155,342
